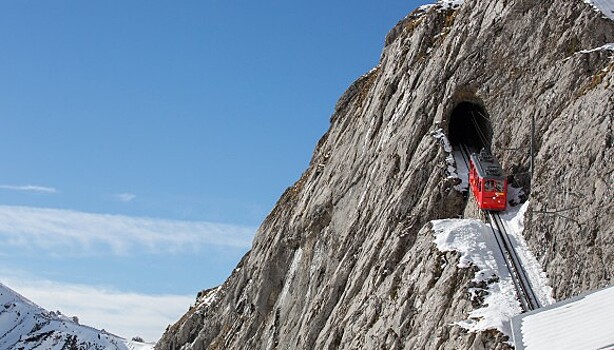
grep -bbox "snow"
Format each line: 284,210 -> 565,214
431,202 -> 554,338
431,128 -> 452,153
513,285 -> 614,350
126,340 -> 156,350
195,286 -> 221,309
438,0 -> 464,11
417,0 -> 464,13
579,42 -> 614,53
0,282 -> 154,350
451,149 -> 470,192
498,203 -> 555,306
506,183 -> 526,207
431,127 -> 471,192
432,128 -> 469,192
582,0 -> 614,20
433,218 -> 521,336
418,4 -> 436,12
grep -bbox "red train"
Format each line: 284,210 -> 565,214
469,150 -> 507,211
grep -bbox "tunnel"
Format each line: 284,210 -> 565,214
447,102 -> 492,151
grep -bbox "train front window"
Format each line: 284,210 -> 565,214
483,179 -> 504,192
495,180 -> 504,192
484,180 -> 494,191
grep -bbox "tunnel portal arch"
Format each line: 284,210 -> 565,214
447,102 -> 493,151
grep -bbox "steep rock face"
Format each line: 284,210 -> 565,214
157,0 -> 613,349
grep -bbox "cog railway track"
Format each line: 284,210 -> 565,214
456,144 -> 540,312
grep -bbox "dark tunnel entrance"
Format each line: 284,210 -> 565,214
448,102 -> 492,151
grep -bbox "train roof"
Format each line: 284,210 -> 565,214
470,151 -> 505,180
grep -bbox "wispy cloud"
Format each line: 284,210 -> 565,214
0,205 -> 256,255
114,193 -> 136,202
0,184 -> 57,194
1,275 -> 193,342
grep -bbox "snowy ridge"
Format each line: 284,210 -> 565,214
0,282 -> 153,350
431,203 -> 554,338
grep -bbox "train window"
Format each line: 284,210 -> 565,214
484,180 -> 494,191
495,180 -> 504,192
478,180 -> 482,192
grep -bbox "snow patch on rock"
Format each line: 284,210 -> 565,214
439,0 -> 464,11
432,219 -> 521,337
432,128 -> 468,192
579,42 -> 614,53
431,128 -> 452,153
432,203 -> 554,338
418,0 -> 464,13
196,286 -> 221,309
499,203 -> 556,307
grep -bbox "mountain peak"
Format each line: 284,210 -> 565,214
0,282 -> 152,350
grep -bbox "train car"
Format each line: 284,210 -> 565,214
469,150 -> 507,211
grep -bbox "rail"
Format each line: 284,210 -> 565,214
457,143 -> 540,312
487,211 -> 541,312
458,143 -> 472,174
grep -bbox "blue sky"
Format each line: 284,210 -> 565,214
0,0 -> 426,342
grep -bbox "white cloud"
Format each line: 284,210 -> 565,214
114,193 -> 136,202
0,205 -> 256,255
1,275 -> 194,342
0,184 -> 58,194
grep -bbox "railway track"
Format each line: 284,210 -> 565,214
487,212 -> 541,312
457,144 -> 472,175
455,143 -> 540,312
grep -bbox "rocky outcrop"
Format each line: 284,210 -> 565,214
157,0 -> 613,349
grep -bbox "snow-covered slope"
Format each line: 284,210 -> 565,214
432,202 -> 555,339
0,282 -> 153,350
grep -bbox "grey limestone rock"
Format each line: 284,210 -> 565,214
157,0 -> 613,349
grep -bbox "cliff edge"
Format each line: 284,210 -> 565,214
157,0 -> 613,349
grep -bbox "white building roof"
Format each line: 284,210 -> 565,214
511,285 -> 614,350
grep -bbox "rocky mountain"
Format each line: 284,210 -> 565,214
0,283 -> 152,350
156,0 -> 613,349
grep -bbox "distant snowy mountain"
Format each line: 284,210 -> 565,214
0,282 -> 153,350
